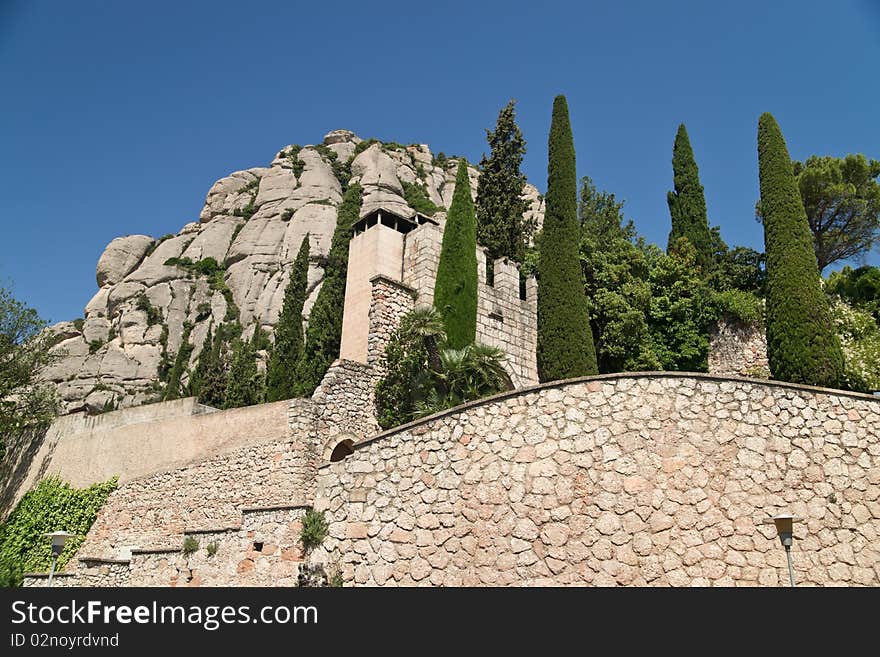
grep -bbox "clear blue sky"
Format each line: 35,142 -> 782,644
1,0 -> 878,323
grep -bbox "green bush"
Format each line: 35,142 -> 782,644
206,541 -> 218,557
136,293 -> 162,326
712,289 -> 764,325
300,509 -> 328,552
402,180 -> 443,216
830,297 -> 880,392
0,476 -> 117,587
182,536 -> 199,556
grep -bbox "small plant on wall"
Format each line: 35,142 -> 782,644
300,508 -> 328,552
182,536 -> 199,556
206,542 -> 218,557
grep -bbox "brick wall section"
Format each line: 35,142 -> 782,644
313,373 -> 880,586
709,318 -> 770,378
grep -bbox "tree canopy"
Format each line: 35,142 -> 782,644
475,100 -> 532,264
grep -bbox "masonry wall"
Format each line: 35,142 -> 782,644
709,317 -> 770,379
1,397 -> 290,520
314,373 -> 880,586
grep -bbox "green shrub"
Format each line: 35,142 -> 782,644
206,542 -> 218,557
72,318 -> 84,332
300,509 -> 328,552
88,339 -> 104,354
136,293 -> 162,326
182,536 -> 199,556
0,476 -> 117,587
402,181 -> 443,216
712,289 -> 764,325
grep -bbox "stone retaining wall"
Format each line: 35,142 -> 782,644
313,373 -> 880,586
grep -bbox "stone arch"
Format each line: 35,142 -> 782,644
323,434 -> 356,463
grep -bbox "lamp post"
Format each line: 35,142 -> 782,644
762,514 -> 801,587
42,531 -> 76,587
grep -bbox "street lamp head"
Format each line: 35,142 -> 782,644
42,531 -> 77,557
762,514 -> 801,548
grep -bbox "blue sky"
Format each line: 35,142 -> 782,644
1,0 -> 878,323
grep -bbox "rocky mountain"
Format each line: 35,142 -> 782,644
41,130 -> 545,414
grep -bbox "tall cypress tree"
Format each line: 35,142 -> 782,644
223,336 -> 261,408
295,183 -> 363,396
266,235 -> 310,401
758,112 -> 844,387
537,95 -> 598,381
667,124 -> 714,271
190,324 -> 225,407
475,100 -> 532,264
434,160 -> 478,349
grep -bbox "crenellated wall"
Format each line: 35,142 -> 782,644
312,373 -> 880,586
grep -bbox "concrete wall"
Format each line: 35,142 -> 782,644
1,397 -> 290,520
313,373 -> 880,586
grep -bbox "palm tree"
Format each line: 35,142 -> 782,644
401,306 -> 446,372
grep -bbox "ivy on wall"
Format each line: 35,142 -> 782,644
0,476 -> 117,587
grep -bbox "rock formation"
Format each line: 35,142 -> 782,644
41,131 -> 545,414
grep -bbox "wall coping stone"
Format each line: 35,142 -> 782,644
78,556 -> 131,565
184,526 -> 240,535
350,371 -> 880,453
129,547 -> 180,556
369,274 -> 417,297
240,504 -> 311,513
23,572 -> 75,579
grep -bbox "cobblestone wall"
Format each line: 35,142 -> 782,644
314,373 -> 880,586
709,318 -> 770,378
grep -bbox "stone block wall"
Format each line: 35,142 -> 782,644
313,373 -> 880,586
25,506 -> 307,587
709,317 -> 770,378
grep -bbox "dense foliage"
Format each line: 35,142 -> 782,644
475,100 -> 532,264
223,332 -> 264,409
375,308 -> 509,429
265,235 -> 310,401
537,95 -> 598,381
826,265 -> 880,321
758,155 -> 880,272
296,183 -> 363,397
0,476 -> 117,587
829,297 -> 880,393
433,160 -> 478,349
0,285 -> 59,455
758,113 -> 844,388
667,124 -> 714,271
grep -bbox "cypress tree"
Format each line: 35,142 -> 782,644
223,336 -> 261,408
191,324 -> 223,407
266,235 -> 310,401
475,100 -> 532,264
537,95 -> 598,381
667,124 -> 714,271
295,183 -> 363,396
758,112 -> 844,387
433,160 -> 478,349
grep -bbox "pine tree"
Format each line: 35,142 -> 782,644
537,95 -> 598,381
295,183 -> 363,396
433,160 -> 478,349
475,100 -> 532,264
667,124 -> 714,271
758,112 -> 844,387
265,235 -> 310,401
